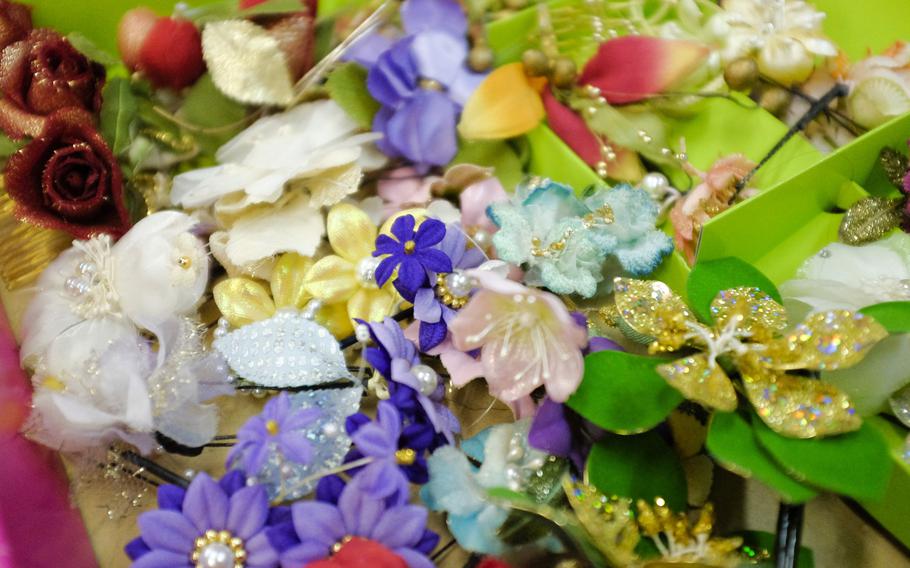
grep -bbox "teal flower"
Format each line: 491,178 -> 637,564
488,180 -> 672,297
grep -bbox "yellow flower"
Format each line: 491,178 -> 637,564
213,253 -> 353,338
302,203 -> 401,331
613,279 -> 887,438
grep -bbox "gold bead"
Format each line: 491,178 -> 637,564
218,530 -> 231,543
759,86 -> 792,118
723,57 -> 759,91
230,537 -> 244,549
177,255 -> 192,269
521,49 -> 549,77
468,46 -> 494,72
205,530 -> 218,540
395,448 -> 417,466
550,56 -> 577,89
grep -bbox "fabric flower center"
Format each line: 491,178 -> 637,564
191,529 -> 246,568
395,448 -> 417,466
266,419 -> 280,436
435,272 -> 469,309
331,535 -> 354,554
403,240 -> 417,254
418,78 -> 444,91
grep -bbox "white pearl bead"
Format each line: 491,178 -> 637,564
64,276 -> 89,297
356,256 -> 382,285
471,228 -> 490,248
301,299 -> 323,320
322,422 -> 340,439
183,469 -> 196,479
198,542 -> 234,568
355,324 -> 371,343
410,364 -> 438,396
77,260 -> 97,277
640,172 -> 670,196
444,271 -> 472,298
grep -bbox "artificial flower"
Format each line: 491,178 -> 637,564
0,29 -> 104,138
669,154 -> 756,264
228,392 -> 321,475
374,214 -> 452,300
306,538 -> 408,568
366,0 -> 485,167
302,203 -> 401,332
342,401 -> 428,500
844,42 -> 910,129
412,223 -> 485,351
4,108 -> 130,239
126,471 -> 280,568
0,0 -> 29,52
490,181 -> 672,297
363,317 -> 459,443
449,269 -> 588,403
118,10 -> 204,90
614,278 -> 887,437
270,478 -> 438,568
780,233 -> 910,313
708,0 -> 837,85
421,421 -> 547,555
374,167 -> 435,220
171,99 -> 380,266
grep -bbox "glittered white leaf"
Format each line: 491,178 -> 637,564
214,310 -> 349,387
202,19 -> 294,106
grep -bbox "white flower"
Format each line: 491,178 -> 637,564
171,99 -> 382,266
709,0 -> 837,85
845,43 -> 910,129
780,233 -> 910,314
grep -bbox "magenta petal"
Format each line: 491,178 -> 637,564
291,502 -> 345,547
132,550 -> 192,568
226,485 -> 268,540
371,505 -> 427,549
182,473 -> 229,532
542,89 -> 603,166
136,510 -> 197,554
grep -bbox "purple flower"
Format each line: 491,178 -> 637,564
361,317 -> 460,444
343,401 -> 436,499
365,0 -> 485,167
413,224 -> 486,351
374,215 -> 452,300
271,478 -> 439,568
126,471 -> 280,568
227,393 -> 321,475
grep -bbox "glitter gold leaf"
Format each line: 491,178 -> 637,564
879,148 -> 908,189
709,287 -> 787,342
766,310 -> 888,371
657,354 -> 738,412
740,359 -> 861,438
614,278 -> 694,353
838,196 -> 903,245
563,478 -> 639,566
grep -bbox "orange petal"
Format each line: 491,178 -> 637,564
458,62 -> 546,140
580,36 -> 709,104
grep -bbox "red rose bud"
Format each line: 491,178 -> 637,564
0,0 -> 31,52
117,7 -> 158,70
305,538 -> 408,568
120,12 -> 204,91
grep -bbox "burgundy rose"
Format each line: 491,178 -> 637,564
0,29 -> 105,138
0,0 -> 31,52
4,108 -> 130,239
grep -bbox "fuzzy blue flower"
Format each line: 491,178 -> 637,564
488,180 -> 672,297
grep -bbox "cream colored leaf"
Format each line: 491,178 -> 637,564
202,20 -> 294,106
225,193 -> 325,266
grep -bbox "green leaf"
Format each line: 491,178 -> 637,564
752,418 -> 893,502
567,350 -> 683,433
450,139 -> 524,190
687,257 -> 781,324
706,412 -> 818,503
66,32 -> 119,67
0,134 -> 23,158
586,430 -> 688,510
859,301 -> 910,333
184,0 -> 303,24
177,74 -> 248,155
735,530 -> 815,568
100,78 -> 138,156
325,63 -> 380,130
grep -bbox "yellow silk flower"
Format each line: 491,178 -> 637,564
302,203 -> 401,329
213,253 -> 353,338
613,279 -> 888,438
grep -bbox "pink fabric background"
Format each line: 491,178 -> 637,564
0,307 -> 96,568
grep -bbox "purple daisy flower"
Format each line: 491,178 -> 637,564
270,478 -> 439,568
365,0 -> 485,167
227,393 -> 321,475
413,224 -> 486,351
126,471 -> 280,568
361,317 -> 460,444
374,215 -> 452,301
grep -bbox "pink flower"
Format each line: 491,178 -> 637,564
459,176 -> 508,243
376,167 -> 436,218
449,270 -> 588,403
669,154 -> 755,264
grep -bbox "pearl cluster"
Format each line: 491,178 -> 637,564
191,529 -> 246,568
503,430 -> 548,491
435,271 -> 472,309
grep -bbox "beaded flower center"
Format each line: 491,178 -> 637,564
191,529 -> 246,568
265,419 -> 280,436
395,448 -> 417,466
331,535 -> 354,554
435,273 -> 468,309
403,240 -> 417,254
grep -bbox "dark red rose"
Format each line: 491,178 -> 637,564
4,108 -> 130,239
136,16 -> 204,90
0,0 -> 31,52
0,29 -> 105,138
304,538 -> 407,568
